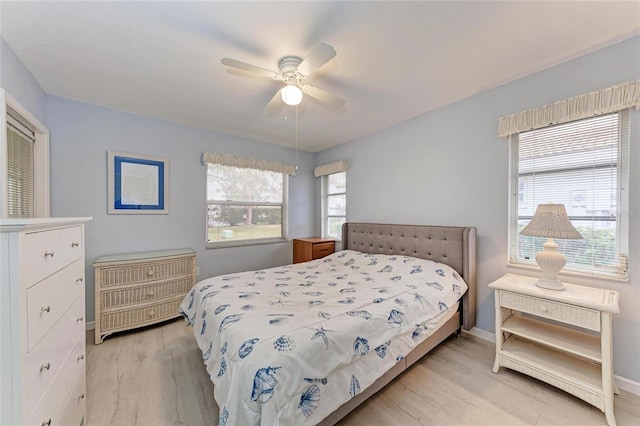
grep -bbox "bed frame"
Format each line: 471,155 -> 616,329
318,222 -> 477,425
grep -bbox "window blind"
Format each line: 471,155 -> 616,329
7,115 -> 35,218
510,111 -> 629,278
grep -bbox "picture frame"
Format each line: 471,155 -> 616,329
107,151 -> 169,214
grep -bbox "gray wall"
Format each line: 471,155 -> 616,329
0,38 -> 47,124
315,36 -> 640,382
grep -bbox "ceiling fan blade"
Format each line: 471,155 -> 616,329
297,42 -> 336,76
221,58 -> 279,79
303,85 -> 345,108
264,88 -> 284,113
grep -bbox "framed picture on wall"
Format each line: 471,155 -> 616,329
107,151 -> 169,214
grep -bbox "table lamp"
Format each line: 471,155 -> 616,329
520,203 -> 583,291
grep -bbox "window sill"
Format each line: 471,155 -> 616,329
207,237 -> 287,249
507,261 -> 629,284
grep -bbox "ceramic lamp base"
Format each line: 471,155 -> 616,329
534,238 -> 567,291
535,278 -> 566,291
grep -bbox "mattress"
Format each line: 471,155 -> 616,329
179,250 -> 468,425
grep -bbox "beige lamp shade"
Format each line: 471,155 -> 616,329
520,203 -> 582,291
520,203 -> 583,240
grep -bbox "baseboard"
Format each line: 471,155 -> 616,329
615,375 -> 640,396
465,327 -> 640,396
466,326 -> 496,343
86,321 -> 95,331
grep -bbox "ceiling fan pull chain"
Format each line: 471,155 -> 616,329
295,105 -> 299,171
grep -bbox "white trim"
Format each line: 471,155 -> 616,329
86,321 -> 96,331
498,80 -> 640,137
467,327 -> 640,396
615,375 -> 640,396
0,89 -> 50,218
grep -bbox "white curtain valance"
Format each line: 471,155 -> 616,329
498,80 -> 640,138
314,160 -> 348,177
203,152 -> 296,175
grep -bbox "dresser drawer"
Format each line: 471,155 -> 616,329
501,290 -> 601,331
100,298 -> 183,332
21,228 -> 62,287
27,260 -> 85,350
28,337 -> 85,426
312,242 -> 335,259
98,257 -> 194,288
100,276 -> 194,310
25,297 -> 85,415
60,226 -> 83,266
58,374 -> 85,426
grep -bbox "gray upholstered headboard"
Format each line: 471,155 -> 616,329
342,222 -> 477,330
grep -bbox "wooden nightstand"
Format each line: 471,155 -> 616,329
293,238 -> 335,263
489,273 -> 620,426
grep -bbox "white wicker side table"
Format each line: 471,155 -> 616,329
489,273 -> 620,426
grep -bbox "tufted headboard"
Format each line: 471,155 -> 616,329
342,222 -> 477,330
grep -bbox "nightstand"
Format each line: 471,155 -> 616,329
293,238 -> 335,263
489,273 -> 620,426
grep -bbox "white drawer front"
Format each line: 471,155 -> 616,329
25,298 -> 85,415
21,229 -> 62,287
27,260 -> 85,350
60,226 -> 83,266
501,290 -> 601,331
59,374 -> 85,426
28,337 -> 85,426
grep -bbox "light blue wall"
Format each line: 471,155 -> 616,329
316,36 -> 640,382
0,38 -> 47,123
46,96 -> 316,323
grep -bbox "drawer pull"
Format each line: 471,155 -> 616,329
77,354 -> 85,362
78,393 -> 85,401
149,310 -> 155,317
148,290 -> 155,297
147,270 -> 154,277
42,419 -> 52,426
44,251 -> 55,258
77,316 -> 84,323
40,362 -> 51,372
71,242 -> 79,247
76,277 -> 84,283
41,306 -> 51,314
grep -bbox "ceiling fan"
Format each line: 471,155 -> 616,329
221,42 -> 345,111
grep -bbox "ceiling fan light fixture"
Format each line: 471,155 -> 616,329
281,84 -> 303,106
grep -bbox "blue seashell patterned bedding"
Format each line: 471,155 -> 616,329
179,249 -> 468,425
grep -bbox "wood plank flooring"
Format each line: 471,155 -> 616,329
86,319 -> 640,426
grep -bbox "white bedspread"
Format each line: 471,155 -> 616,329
179,250 -> 467,426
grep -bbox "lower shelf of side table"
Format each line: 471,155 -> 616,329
498,337 -> 605,410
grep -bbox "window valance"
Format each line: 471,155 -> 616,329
314,160 -> 348,177
203,152 -> 296,175
498,80 -> 640,138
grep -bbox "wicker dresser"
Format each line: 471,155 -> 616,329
94,248 -> 197,344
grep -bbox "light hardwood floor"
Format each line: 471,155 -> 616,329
86,319 -> 640,426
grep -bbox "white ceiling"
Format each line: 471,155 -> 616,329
2,1 -> 639,153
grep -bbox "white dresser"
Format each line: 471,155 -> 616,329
0,217 -> 91,426
490,273 -> 620,426
93,248 -> 196,344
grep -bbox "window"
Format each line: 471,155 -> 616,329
7,115 -> 35,217
206,163 -> 288,247
322,171 -> 346,240
509,111 -> 629,279
1,90 -> 49,219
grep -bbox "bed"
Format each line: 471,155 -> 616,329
180,222 -> 477,425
